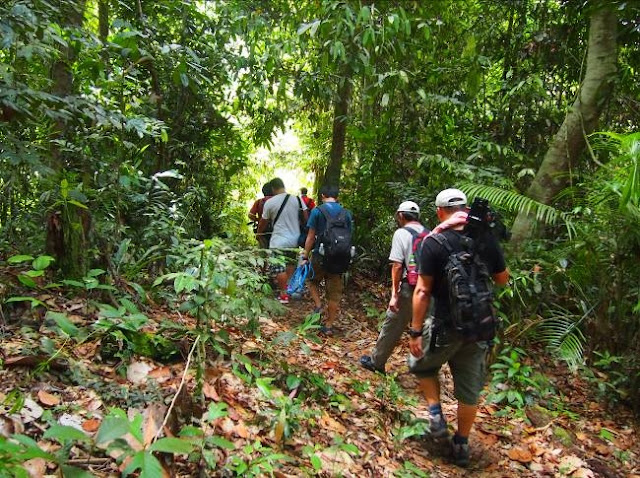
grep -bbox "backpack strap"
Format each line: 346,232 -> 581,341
296,196 -> 307,228
272,194 -> 290,228
430,232 -> 454,254
402,226 -> 422,270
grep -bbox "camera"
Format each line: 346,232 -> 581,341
464,197 -> 511,242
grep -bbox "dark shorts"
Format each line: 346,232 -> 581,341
310,255 -> 344,302
408,317 -> 490,405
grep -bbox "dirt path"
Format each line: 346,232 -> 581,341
273,275 -> 639,477
0,274 -> 638,477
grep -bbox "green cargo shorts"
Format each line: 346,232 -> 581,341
408,317 -> 490,405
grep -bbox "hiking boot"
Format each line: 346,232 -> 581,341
359,355 -> 385,374
450,437 -> 470,468
429,414 -> 450,440
277,293 -> 290,304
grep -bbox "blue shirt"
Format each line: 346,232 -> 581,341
307,202 -> 353,253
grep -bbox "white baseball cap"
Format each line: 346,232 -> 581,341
435,188 -> 467,207
397,201 -> 420,214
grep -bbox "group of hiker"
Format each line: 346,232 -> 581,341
248,181 -> 509,468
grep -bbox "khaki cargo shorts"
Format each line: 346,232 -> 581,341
310,255 -> 344,303
408,317 -> 490,405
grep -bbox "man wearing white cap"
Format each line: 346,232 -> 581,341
360,200 -> 428,374
408,188 -> 509,467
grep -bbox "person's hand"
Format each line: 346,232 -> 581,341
409,335 -> 423,359
299,254 -> 309,266
388,295 -> 399,313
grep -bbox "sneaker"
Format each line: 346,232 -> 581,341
277,293 -> 290,304
429,414 -> 450,439
319,325 -> 335,336
359,355 -> 385,374
450,437 -> 470,467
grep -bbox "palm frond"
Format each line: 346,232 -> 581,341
459,183 -> 575,237
537,310 -> 587,371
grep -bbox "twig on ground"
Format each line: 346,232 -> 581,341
153,334 -> 200,444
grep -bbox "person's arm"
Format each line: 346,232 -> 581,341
257,201 -> 272,234
248,200 -> 260,222
388,262 -> 403,312
409,274 -> 433,357
301,227 -> 316,261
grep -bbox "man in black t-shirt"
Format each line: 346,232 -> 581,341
408,188 -> 509,468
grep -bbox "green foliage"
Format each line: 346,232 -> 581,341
487,346 -> 551,408
583,350 -> 638,405
395,460 -> 430,478
5,254 -> 55,290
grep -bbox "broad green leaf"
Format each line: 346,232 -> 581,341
205,402 -> 228,421
209,436 -> 235,450
62,279 -> 85,288
95,411 -> 130,445
310,454 -> 322,470
60,465 -> 94,478
286,375 -> 301,390
43,425 -> 90,443
5,296 -> 46,308
68,199 -> 88,209
8,254 -> 34,264
149,437 -> 194,454
32,255 -> 55,270
24,270 -> 44,277
123,450 -> 163,478
18,275 -> 37,288
46,311 -> 80,337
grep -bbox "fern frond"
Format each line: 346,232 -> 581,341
538,312 -> 587,371
459,183 -> 575,236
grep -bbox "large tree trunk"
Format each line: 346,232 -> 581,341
46,0 -> 90,279
510,7 -> 617,246
324,73 -> 352,188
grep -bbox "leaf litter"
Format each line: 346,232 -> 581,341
0,274 -> 638,476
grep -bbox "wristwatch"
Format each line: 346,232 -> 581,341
407,328 -> 422,338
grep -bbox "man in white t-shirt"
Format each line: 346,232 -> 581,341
360,200 -> 428,373
258,177 -> 308,303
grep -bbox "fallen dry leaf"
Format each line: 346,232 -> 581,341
558,455 -> 585,475
203,382 -> 220,401
319,412 -> 346,434
82,418 -> 101,432
22,457 -> 47,477
507,446 -> 533,463
59,413 -> 85,431
127,361 -> 153,384
19,398 -> 43,423
148,366 -> 172,383
37,390 -> 60,406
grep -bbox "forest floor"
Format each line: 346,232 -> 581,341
0,272 -> 639,477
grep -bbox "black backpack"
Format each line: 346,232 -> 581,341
430,232 -> 498,342
318,205 -> 352,274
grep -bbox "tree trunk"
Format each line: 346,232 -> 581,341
324,73 -> 352,188
98,0 -> 110,74
510,7 -> 617,246
46,0 -> 90,278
